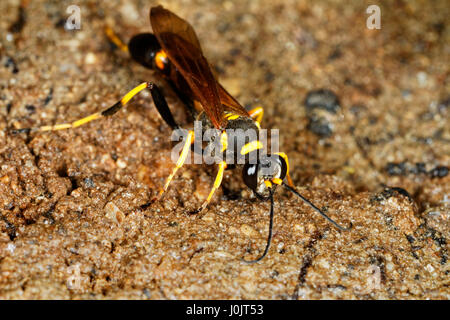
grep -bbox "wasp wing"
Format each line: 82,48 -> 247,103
150,6 -> 226,129
218,83 -> 250,117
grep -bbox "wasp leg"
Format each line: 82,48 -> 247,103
248,106 -> 264,126
168,82 -> 198,122
275,152 -> 294,187
157,130 -> 195,197
104,26 -> 129,53
147,83 -> 180,130
11,82 -> 179,134
193,161 -> 227,213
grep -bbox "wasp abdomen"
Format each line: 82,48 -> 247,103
128,33 -> 162,70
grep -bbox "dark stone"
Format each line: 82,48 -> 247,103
429,166 -> 448,178
304,89 -> 340,114
307,116 -> 333,138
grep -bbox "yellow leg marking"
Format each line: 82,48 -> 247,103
40,124 -> 70,132
72,113 -> 102,128
104,26 -> 129,53
264,180 -> 273,189
199,161 -> 227,211
39,112 -> 102,132
275,152 -> 294,187
159,130 -> 194,195
240,140 -> 264,155
121,83 -> 148,105
33,82 -> 151,133
248,106 -> 264,124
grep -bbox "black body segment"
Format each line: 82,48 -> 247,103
149,83 -> 179,129
128,33 -> 162,69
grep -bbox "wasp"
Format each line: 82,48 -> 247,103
12,6 -> 350,263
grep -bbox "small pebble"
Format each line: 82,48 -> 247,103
116,158 -> 127,169
240,224 -> 259,238
201,212 -> 215,223
0,175 -> 10,184
294,224 -> 304,233
214,251 -> 233,258
84,52 -> 97,65
104,202 -> 124,224
6,243 -> 15,253
417,72 -> 428,87
83,178 -> 95,188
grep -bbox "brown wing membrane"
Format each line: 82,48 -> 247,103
150,5 -> 226,129
218,83 -> 250,117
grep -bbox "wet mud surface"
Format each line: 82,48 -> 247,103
0,0 -> 448,299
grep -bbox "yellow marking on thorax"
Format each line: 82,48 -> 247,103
264,180 -> 273,189
240,140 -> 263,155
121,83 -> 148,105
155,50 -> 168,70
225,113 -> 240,120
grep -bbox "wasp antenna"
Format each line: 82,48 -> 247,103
242,189 -> 275,264
282,183 -> 351,231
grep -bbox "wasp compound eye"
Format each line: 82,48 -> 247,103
274,154 -> 287,181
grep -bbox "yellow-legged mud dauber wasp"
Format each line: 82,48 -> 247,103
11,5 -> 351,263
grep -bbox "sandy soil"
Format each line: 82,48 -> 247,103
0,0 -> 448,299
